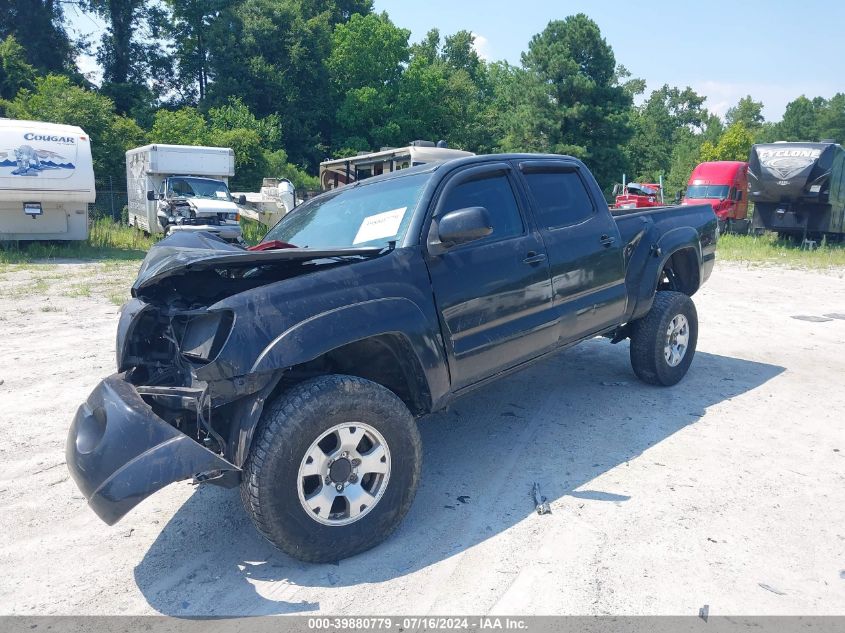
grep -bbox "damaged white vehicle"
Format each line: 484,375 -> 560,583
152,176 -> 244,243
126,143 -> 244,243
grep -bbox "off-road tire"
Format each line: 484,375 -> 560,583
240,374 -> 422,563
629,291 -> 698,386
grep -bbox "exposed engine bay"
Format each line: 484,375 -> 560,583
116,231 -> 386,467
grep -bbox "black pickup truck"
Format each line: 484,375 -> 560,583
67,154 -> 716,562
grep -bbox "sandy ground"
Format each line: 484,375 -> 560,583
0,259 -> 844,616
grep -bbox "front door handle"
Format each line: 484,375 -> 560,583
600,234 -> 616,247
523,251 -> 547,265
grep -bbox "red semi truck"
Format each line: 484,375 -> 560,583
682,161 -> 749,233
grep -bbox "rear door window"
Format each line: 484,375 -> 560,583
522,170 -> 594,229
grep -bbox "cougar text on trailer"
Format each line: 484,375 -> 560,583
0,119 -> 95,241
749,141 -> 845,239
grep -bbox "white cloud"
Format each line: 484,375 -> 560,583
471,32 -> 491,61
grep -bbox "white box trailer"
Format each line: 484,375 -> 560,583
0,119 -> 95,241
126,144 -> 239,237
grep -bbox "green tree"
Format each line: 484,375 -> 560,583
0,35 -> 36,99
775,95 -> 821,141
0,0 -> 77,74
626,85 -> 706,182
501,14 -> 633,191
328,11 -> 410,150
2,75 -> 144,183
392,29 -> 495,153
441,30 -> 482,79
699,122 -> 754,162
816,93 -> 845,143
725,95 -> 764,130
158,0 -> 223,103
664,112 -> 724,194
203,0 -> 346,168
147,101 -> 311,190
148,107 -> 208,145
86,0 -> 169,115
207,96 -> 282,148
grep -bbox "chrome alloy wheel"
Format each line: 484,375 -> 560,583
297,422 -> 391,526
664,314 -> 690,367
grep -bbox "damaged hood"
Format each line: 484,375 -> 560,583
132,231 -> 382,294
181,198 -> 239,215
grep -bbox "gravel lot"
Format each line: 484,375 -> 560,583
1,260 -> 844,616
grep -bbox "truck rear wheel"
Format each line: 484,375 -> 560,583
629,291 -> 698,386
240,374 -> 422,563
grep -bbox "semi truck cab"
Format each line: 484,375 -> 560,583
683,161 -> 749,232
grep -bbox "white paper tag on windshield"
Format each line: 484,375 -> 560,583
353,207 -> 407,245
215,191 -> 228,199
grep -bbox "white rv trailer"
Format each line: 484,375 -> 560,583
319,140 -> 474,191
0,118 -> 95,241
126,144 -> 241,239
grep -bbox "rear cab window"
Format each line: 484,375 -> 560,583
520,166 -> 594,229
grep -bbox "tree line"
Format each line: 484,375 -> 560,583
1,0 -> 844,197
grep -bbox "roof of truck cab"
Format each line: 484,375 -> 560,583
689,161 -> 747,183
346,153 -> 583,188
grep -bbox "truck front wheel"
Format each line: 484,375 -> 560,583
240,374 -> 422,563
629,291 -> 698,386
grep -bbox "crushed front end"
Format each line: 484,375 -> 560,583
66,231 -> 383,524
67,293 -> 276,524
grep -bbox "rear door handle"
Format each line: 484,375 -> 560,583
600,234 -> 616,247
523,251 -> 547,265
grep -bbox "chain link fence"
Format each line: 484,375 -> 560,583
91,177 -> 129,222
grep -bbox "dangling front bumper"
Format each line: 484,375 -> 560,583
66,373 -> 239,525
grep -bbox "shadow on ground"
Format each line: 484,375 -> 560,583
133,339 -> 784,615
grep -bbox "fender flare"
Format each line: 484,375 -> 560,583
633,227 -> 702,319
230,298 -> 447,466
251,297 -> 442,378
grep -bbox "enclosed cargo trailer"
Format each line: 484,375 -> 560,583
0,119 -> 95,241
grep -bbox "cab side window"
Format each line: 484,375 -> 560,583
523,170 -> 594,229
440,174 -> 524,242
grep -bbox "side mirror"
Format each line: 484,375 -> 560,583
238,194 -> 247,205
612,184 -> 621,196
146,190 -> 156,201
436,206 -> 493,248
674,191 -> 682,204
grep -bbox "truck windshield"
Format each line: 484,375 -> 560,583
686,185 -> 729,200
263,173 -> 429,249
168,177 -> 232,201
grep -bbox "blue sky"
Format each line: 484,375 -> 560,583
67,0 -> 845,121
374,0 -> 845,121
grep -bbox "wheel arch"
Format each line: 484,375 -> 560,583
229,299 -> 445,468
250,297 -> 443,413
629,228 -> 703,322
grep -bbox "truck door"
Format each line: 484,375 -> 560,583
424,163 -> 556,390
516,160 -> 627,345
